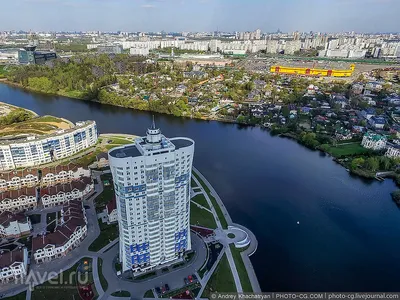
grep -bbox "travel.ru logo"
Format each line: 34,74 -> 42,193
14,270 -> 90,291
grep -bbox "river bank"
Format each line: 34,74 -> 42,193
0,80 -> 240,124
2,81 -> 400,291
2,80 -> 398,193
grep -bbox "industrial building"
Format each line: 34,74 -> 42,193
270,64 -> 355,77
108,121 -> 194,273
18,46 -> 56,65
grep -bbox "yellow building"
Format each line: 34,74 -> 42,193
270,64 -> 355,77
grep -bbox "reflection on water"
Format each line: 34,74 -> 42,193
1,83 -> 399,291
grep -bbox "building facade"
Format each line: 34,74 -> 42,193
361,132 -> 387,150
0,121 -> 98,171
0,212 -> 31,238
108,122 -> 194,273
32,200 -> 87,263
0,248 -> 28,283
0,164 -> 90,191
385,144 -> 400,158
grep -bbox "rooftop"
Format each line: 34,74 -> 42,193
170,138 -> 194,150
109,144 -> 141,159
0,249 -> 25,269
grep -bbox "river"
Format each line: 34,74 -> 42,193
1,83 -> 400,292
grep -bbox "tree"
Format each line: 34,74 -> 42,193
365,157 -> 379,172
379,156 -> 393,171
351,157 -> 365,170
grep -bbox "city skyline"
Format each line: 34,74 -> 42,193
0,0 -> 399,33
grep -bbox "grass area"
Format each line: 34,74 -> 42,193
98,258 -> 108,292
94,175 -> 114,212
202,254 -> 236,297
72,148 -> 102,167
185,251 -> 195,262
46,211 -> 58,232
190,203 -> 217,229
31,260 -> 81,300
108,137 -> 133,145
29,214 -> 41,224
115,262 -> 122,272
229,244 -> 253,292
191,178 -> 198,187
227,233 -> 235,239
160,282 -> 201,298
3,291 -> 26,300
0,115 -> 69,136
193,172 -> 228,229
192,193 -> 210,209
172,262 -> 185,269
323,143 -> 371,158
88,221 -> 118,252
198,267 -> 207,279
111,291 -> 131,297
144,289 -> 155,298
135,271 -> 156,280
25,115 -> 66,124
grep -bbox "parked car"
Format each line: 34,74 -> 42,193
188,275 -> 193,283
184,278 -> 189,285
155,287 -> 161,295
165,284 -> 170,292
192,274 -> 198,280
161,286 -> 166,294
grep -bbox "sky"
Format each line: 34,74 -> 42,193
0,0 -> 399,33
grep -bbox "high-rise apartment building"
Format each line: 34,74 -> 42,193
108,121 -> 194,273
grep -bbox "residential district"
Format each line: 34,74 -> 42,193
0,103 -> 259,300
0,28 -> 400,299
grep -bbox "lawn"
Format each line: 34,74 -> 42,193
201,254 -> 236,297
98,258 -> 108,292
46,211 -> 58,232
324,143 -> 371,158
191,193 -> 210,209
111,291 -> 131,297
31,260 -> 80,300
94,176 -> 114,212
88,221 -> 118,252
134,271 -> 156,281
3,291 -> 26,300
108,137 -> 133,145
193,172 -> 228,229
191,178 -> 198,187
229,244 -> 253,292
144,289 -> 155,298
72,149 -> 102,167
29,214 -> 41,224
190,203 -> 217,229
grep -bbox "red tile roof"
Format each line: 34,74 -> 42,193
32,200 -> 86,252
0,211 -> 28,227
0,249 -> 25,268
106,197 -> 116,214
0,187 -> 37,201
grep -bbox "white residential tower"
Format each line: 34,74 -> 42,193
108,121 -> 194,273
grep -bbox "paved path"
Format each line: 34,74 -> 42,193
192,167 -> 261,293
95,232 -> 207,300
191,172 -> 242,293
0,171 -> 103,299
0,167 -> 260,299
91,255 -> 104,297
